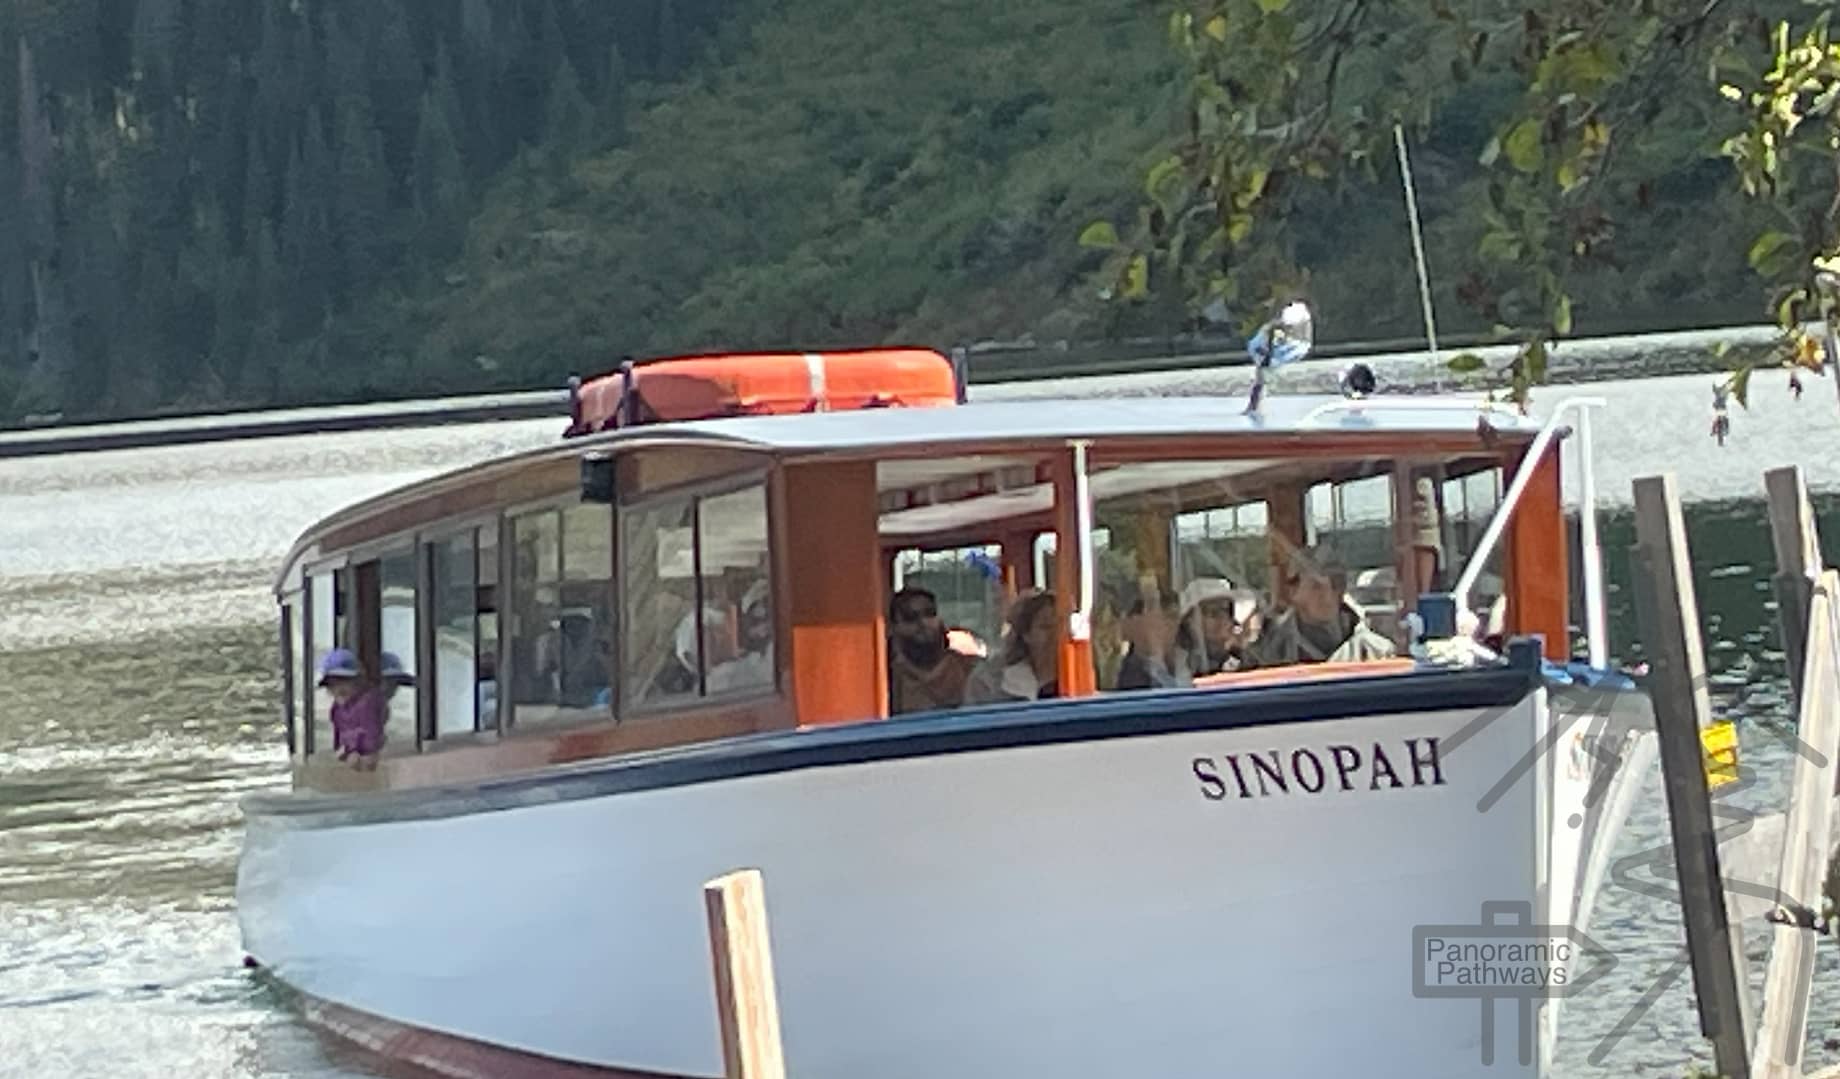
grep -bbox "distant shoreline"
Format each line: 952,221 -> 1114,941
0,321 -> 1821,459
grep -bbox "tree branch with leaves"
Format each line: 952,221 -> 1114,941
1090,0 -> 1840,439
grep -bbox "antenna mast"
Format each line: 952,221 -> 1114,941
1394,123 -> 1442,381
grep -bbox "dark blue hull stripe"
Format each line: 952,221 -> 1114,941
244,664 -> 1544,830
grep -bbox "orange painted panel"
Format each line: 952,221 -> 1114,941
1507,445 -> 1569,660
783,460 -> 888,725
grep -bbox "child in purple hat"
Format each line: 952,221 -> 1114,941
318,648 -> 386,770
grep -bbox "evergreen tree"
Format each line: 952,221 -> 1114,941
600,41 -> 626,147
412,88 -> 468,257
335,94 -> 392,297
367,2 -> 422,192
281,112 -> 336,337
655,0 -> 683,79
543,55 -> 593,168
242,125 -> 274,255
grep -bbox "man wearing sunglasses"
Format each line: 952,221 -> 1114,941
1246,545 -> 1395,668
887,587 -> 979,715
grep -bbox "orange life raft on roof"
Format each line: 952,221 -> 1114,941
564,347 -> 964,437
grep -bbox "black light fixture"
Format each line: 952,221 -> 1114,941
580,452 -> 615,504
1339,362 -> 1377,398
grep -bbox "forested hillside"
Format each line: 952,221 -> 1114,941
0,0 -> 1793,425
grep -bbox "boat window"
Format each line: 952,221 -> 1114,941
1081,456 -> 1416,687
1174,501 -> 1270,594
508,509 -> 564,724
622,480 -> 774,709
379,549 -> 419,741
478,522 -> 500,728
699,486 -> 773,697
430,530 -> 480,739
281,599 -> 300,758
890,545 -> 1005,654
309,570 -> 337,755
1306,472 -> 1403,643
1440,465 -> 1508,638
559,504 -> 614,710
623,496 -> 698,706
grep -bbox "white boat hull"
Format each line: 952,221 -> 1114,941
237,669 -> 1649,1079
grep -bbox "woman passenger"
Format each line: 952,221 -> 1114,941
1115,587 -> 1190,690
964,590 -> 1059,704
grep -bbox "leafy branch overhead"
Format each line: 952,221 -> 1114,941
1091,0 -> 1840,429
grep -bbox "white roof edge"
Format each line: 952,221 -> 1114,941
272,393 -> 1543,595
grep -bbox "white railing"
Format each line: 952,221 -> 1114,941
1298,391 -> 1611,666
1450,395 -> 1608,667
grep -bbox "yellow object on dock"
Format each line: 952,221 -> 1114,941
1702,720 -> 1739,789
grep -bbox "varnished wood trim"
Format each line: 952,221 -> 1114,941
318,458 -> 578,553
251,972 -> 706,1079
1507,442 -> 1569,660
292,698 -> 788,794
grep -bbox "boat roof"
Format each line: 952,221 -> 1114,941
278,393 -> 1546,586
567,393 -> 1545,456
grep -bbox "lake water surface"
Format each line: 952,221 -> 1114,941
2,371 -> 1839,1077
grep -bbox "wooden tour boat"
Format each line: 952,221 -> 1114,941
237,312 -> 1660,1079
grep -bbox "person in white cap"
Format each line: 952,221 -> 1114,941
1174,577 -> 1263,676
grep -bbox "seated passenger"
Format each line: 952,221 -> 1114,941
1115,587 -> 1191,690
1411,477 -> 1447,591
707,580 -> 774,695
1246,547 -> 1396,668
964,590 -> 1059,704
557,613 -> 610,706
1175,578 -> 1263,676
887,587 -> 979,714
318,648 -> 385,770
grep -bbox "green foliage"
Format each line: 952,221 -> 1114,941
1,0 -> 1837,427
0,0 -> 736,422
1101,0 -> 1840,423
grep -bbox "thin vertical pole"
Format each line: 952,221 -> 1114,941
1577,407 -> 1608,669
1749,572 -> 1840,1079
1394,124 -> 1441,378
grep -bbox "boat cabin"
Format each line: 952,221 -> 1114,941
272,349 -> 1574,794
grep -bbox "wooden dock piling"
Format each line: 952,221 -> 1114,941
1765,467 -> 1826,716
704,869 -> 789,1079
1631,472 -> 1755,1079
1750,463 -> 1840,1079
1751,568 -> 1840,1079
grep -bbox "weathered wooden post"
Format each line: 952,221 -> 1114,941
1752,464 -> 1837,1079
1631,473 -> 1754,1079
704,869 -> 788,1079
1751,569 -> 1840,1079
1765,466 -> 1824,714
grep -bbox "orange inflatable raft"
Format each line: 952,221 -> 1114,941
565,347 -> 963,436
